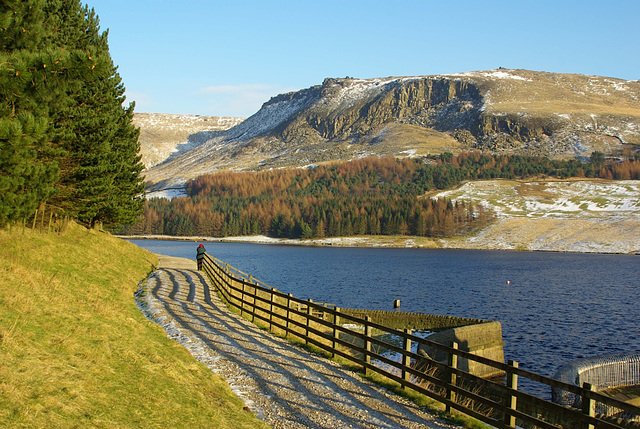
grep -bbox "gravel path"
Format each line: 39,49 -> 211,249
136,255 -> 456,429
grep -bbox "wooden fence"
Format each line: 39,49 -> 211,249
202,253 -> 640,429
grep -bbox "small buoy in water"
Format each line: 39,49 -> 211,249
506,280 -> 511,285
393,299 -> 400,309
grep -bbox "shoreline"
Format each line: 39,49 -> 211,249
116,233 -> 639,255
117,233 -> 444,248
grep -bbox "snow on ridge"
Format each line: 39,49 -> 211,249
482,70 -> 531,81
200,91 -> 319,145
442,70 -> 531,82
237,96 -> 310,137
320,77 -> 400,112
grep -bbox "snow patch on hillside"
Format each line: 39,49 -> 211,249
319,77 -> 400,113
434,180 -> 640,253
230,95 -> 314,140
436,180 -> 640,219
146,188 -> 188,200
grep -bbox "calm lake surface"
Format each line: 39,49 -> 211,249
128,239 -> 639,384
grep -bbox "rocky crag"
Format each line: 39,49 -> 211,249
142,69 -> 640,192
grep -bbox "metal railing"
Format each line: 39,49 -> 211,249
553,352 -> 640,421
202,253 -> 640,429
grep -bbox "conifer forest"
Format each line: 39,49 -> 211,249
126,152 -> 640,239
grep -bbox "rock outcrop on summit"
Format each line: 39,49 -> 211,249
143,69 -> 640,192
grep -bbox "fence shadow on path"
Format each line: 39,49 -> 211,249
142,258 -> 449,429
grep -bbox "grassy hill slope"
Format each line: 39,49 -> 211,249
0,222 -> 267,428
436,179 -> 640,253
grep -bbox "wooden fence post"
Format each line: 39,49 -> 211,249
364,316 -> 372,376
332,307 -> 340,358
306,299 -> 313,345
446,341 -> 459,414
248,276 -> 255,322
224,263 -> 231,302
505,360 -> 519,427
240,280 -> 245,317
402,329 -> 412,389
285,293 -> 292,338
582,382 -> 596,429
269,288 -> 275,331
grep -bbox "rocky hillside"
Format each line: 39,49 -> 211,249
134,113 -> 244,169
142,69 -> 640,191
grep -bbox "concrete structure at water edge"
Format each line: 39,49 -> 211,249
553,351 -> 640,411
340,308 -> 506,379
416,321 -> 506,379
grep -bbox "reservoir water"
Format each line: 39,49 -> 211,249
128,239 -> 639,385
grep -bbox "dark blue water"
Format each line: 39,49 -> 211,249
128,239 -> 639,381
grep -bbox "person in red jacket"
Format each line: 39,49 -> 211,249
196,244 -> 206,270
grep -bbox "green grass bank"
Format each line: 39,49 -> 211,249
0,222 -> 267,428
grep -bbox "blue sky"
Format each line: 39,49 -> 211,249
85,0 -> 639,118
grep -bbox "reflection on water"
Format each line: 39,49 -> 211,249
128,239 -> 639,381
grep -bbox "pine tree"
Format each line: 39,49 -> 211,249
0,0 -> 62,226
0,114 -> 58,225
46,1 -> 144,228
0,0 -> 144,228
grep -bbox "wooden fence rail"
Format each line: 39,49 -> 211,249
202,253 -> 640,429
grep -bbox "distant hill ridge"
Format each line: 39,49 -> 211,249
141,69 -> 640,192
134,113 -> 245,169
